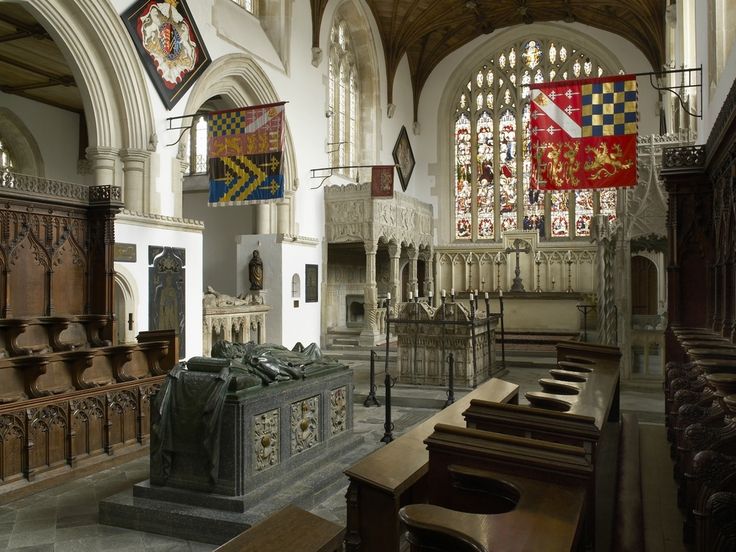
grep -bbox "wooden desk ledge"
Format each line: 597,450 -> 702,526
214,506 -> 344,552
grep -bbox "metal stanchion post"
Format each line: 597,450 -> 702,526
381,296 -> 394,443
499,291 -> 506,372
470,293 -> 478,388
364,350 -> 380,407
444,352 -> 455,407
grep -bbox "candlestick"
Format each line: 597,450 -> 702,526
499,289 -> 503,297
409,291 -> 413,300
428,290 -> 433,298
485,292 -> 489,299
441,289 -> 446,297
387,292 -> 391,300
415,287 -> 419,297
469,293 -> 474,302
451,288 -> 455,296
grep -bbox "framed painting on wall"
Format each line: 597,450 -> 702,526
121,0 -> 212,109
392,126 -> 415,192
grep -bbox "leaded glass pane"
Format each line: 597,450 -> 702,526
560,46 -> 567,61
509,48 -> 516,68
549,43 -> 557,63
460,93 -> 467,109
499,53 -> 506,68
477,70 -> 484,87
573,59 -> 581,77
584,59 -> 593,76
476,93 -> 483,110
499,109 -> 517,232
550,191 -> 570,237
455,113 -> 472,239
0,139 -> 13,171
487,71 -> 493,86
523,40 -> 542,68
349,70 -> 357,166
600,189 -> 617,222
575,190 -> 594,237
195,116 -> 207,173
477,111 -> 494,239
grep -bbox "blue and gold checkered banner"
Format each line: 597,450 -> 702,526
207,102 -> 286,206
530,75 -> 637,190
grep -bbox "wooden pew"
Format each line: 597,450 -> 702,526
343,378 -> 518,552
399,424 -> 591,552
214,505 -> 344,552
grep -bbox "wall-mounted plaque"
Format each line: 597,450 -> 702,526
149,246 -> 186,358
114,243 -> 137,263
305,264 -> 318,303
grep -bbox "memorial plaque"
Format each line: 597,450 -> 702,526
149,246 -> 186,358
114,243 -> 137,262
305,264 -> 318,303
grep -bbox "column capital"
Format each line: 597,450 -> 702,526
364,240 -> 378,255
387,241 -> 400,258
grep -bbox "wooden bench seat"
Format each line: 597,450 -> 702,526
343,377 -> 518,552
214,505 -> 344,552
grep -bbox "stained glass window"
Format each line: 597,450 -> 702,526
230,0 -> 255,15
329,20 -> 359,173
452,37 -> 620,240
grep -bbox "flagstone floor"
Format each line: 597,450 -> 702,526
0,362 -> 669,551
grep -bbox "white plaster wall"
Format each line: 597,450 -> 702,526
235,234 -> 322,349
183,189 -> 257,295
114,219 -> 204,359
0,90 -> 80,182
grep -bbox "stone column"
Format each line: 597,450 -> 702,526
359,240 -> 380,347
257,203 -> 271,234
388,242 -> 401,302
423,248 -> 434,298
86,146 -> 118,187
407,246 -> 418,297
121,148 -> 149,213
723,259 -> 734,338
277,199 -> 290,235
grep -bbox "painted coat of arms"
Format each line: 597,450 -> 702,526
122,0 -> 211,109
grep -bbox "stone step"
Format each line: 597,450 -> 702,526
100,430 -> 372,546
331,337 -> 360,346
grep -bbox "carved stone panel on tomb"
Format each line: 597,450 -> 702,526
253,409 -> 279,472
149,246 -> 186,358
330,386 -> 347,436
291,395 -> 320,454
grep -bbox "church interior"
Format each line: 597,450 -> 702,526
0,0 -> 735,550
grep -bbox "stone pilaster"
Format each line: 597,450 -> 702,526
121,148 -> 149,213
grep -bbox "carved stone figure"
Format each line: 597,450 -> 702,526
203,286 -> 249,307
249,250 -> 263,290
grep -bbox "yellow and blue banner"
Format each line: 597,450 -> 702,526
530,75 -> 637,190
207,102 -> 286,206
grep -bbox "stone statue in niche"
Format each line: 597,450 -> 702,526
249,250 -> 263,290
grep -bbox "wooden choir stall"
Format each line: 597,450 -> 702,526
660,80 -> 736,552
343,341 -> 621,552
0,175 -> 177,502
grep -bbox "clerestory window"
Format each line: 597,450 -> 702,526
328,20 -> 359,173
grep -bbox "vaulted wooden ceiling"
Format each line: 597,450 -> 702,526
311,0 -> 666,120
0,3 -> 82,113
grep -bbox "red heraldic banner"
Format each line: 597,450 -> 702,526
530,75 -> 638,190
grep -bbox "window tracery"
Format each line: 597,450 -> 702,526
328,20 -> 359,172
453,38 -> 619,241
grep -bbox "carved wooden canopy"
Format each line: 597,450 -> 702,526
311,0 -> 665,120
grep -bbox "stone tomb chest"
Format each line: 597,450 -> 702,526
149,356 -> 354,496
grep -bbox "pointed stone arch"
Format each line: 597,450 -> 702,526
0,108 -> 44,177
181,53 -> 299,234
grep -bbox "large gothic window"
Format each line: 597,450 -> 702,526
328,20 -> 359,172
453,39 -> 620,241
